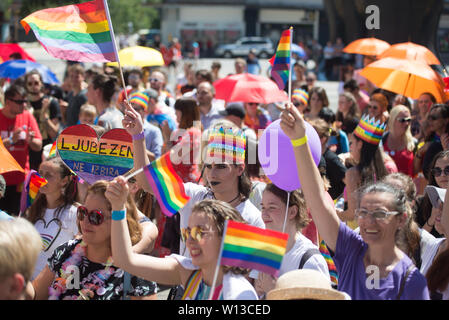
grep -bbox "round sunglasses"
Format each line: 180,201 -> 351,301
180,226 -> 215,242
77,206 -> 107,226
431,165 -> 449,177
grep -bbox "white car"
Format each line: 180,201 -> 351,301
215,37 -> 275,58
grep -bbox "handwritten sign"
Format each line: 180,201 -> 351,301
57,124 -> 133,184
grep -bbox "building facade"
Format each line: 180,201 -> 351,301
160,0 -> 324,56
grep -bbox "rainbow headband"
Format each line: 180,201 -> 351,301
353,114 -> 386,145
206,127 -> 246,164
292,89 -> 309,106
129,91 -> 149,111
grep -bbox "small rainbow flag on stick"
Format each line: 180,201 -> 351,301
220,220 -> 288,277
20,0 -> 118,62
48,141 -> 57,159
20,170 -> 47,215
142,152 -> 190,217
271,28 -> 292,91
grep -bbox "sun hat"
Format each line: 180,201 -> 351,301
266,269 -> 349,300
425,185 -> 446,208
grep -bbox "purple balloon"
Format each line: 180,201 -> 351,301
258,119 -> 321,191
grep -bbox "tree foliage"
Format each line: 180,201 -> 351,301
18,0 -> 160,34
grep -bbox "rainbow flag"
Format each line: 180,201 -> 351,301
220,220 -> 288,277
319,239 -> 339,286
143,152 -> 190,217
270,28 -> 292,91
20,170 -> 47,215
48,141 -> 57,158
20,0 -> 117,63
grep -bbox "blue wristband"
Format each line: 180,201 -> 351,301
132,131 -> 144,141
112,209 -> 126,221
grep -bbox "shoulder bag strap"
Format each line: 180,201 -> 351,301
298,248 -> 321,269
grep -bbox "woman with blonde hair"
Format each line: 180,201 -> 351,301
382,104 -> 416,177
109,180 -> 258,300
26,180 -> 158,300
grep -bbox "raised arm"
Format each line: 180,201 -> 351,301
280,103 -> 341,251
106,176 -> 182,285
122,101 -> 153,194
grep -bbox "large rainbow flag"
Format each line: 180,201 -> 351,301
220,220 -> 288,277
270,28 -> 292,91
20,170 -> 47,215
20,0 -> 117,63
143,152 -> 190,217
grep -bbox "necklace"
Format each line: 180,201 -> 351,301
48,240 -> 114,300
213,192 -> 241,205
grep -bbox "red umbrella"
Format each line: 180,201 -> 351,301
0,43 -> 35,62
213,73 -> 288,104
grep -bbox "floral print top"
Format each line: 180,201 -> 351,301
47,239 -> 158,300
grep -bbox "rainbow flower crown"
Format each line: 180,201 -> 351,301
353,115 -> 386,145
205,127 -> 246,164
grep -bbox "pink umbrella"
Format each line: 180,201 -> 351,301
213,73 -> 288,104
0,43 -> 35,62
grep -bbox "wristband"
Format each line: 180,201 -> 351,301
132,131 -> 144,141
112,209 -> 126,221
291,135 -> 308,147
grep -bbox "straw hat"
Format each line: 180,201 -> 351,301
266,269 -> 348,300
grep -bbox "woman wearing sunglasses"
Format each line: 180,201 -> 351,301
367,92 -> 389,124
415,150 -> 449,238
122,104 -> 264,259
26,180 -> 158,300
420,104 -> 449,179
109,177 -> 258,300
279,102 -> 429,300
25,156 -> 79,280
382,105 -> 416,177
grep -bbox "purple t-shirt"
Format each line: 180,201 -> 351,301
332,222 -> 430,300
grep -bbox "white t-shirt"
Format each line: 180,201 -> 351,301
279,233 -> 330,279
32,205 -> 79,280
179,182 -> 265,257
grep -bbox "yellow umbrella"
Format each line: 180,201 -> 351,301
107,46 -> 164,68
360,57 -> 448,102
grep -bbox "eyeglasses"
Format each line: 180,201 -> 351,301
367,105 -> 378,110
355,208 -> 400,221
181,226 -> 214,242
7,98 -> 28,105
77,206 -> 107,226
397,117 -> 411,123
431,165 -> 449,177
27,81 -> 40,86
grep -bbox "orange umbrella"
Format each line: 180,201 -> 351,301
360,57 -> 448,102
378,42 -> 440,65
343,37 -> 390,57
0,137 -> 24,175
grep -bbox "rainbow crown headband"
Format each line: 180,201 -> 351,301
353,114 -> 386,145
205,127 -> 246,164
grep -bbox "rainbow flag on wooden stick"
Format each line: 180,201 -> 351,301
20,0 -> 118,62
143,152 -> 190,217
270,28 -> 292,91
220,220 -> 288,277
20,170 -> 47,215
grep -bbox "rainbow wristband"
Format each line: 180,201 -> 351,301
132,131 -> 144,141
291,136 -> 308,147
112,209 -> 126,221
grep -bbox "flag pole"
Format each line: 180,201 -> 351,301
103,0 -> 129,103
288,26 -> 293,102
208,219 -> 228,300
282,191 -> 291,233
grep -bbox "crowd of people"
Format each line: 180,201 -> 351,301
1,45 -> 449,301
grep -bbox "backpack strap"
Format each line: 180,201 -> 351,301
298,248 -> 321,269
396,264 -> 415,300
